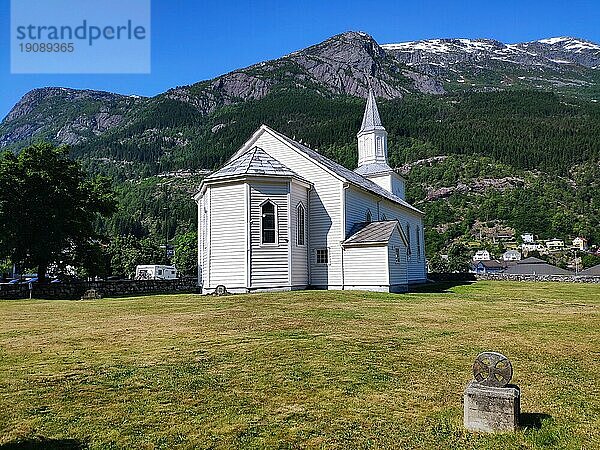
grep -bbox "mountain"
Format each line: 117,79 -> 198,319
4,32 -> 600,151
382,36 -> 600,96
1,31 -> 600,252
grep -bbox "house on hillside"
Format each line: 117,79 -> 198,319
473,250 -> 491,261
504,257 -> 571,275
472,260 -> 505,274
546,239 -> 565,251
521,233 -> 535,244
572,237 -> 588,251
503,249 -> 522,261
194,90 -> 426,294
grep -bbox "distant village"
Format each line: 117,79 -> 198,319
467,231 -> 599,275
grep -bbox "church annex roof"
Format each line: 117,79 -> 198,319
359,89 -> 384,132
205,146 -> 304,182
266,127 -> 423,215
343,220 -> 404,246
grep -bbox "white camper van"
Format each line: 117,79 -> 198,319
135,265 -> 178,280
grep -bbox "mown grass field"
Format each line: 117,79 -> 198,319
0,281 -> 599,449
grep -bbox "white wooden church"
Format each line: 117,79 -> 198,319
195,90 -> 426,294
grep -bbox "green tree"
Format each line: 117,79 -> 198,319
173,231 -> 197,277
582,254 -> 600,269
0,143 -> 116,281
446,242 -> 473,273
108,235 -> 166,278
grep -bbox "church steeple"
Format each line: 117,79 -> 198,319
357,88 -> 388,168
355,88 -> 406,199
360,89 -> 384,132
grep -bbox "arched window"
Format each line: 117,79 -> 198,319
366,209 -> 372,223
261,201 -> 276,244
297,203 -> 305,246
416,226 -> 421,258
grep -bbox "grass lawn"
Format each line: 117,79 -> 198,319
0,281 -> 599,449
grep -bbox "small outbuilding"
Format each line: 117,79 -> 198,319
341,220 -> 409,293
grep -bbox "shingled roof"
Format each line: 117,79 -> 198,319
205,146 -> 304,181
343,221 -> 405,246
266,127 -> 422,215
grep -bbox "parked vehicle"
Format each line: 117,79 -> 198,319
135,265 -> 178,280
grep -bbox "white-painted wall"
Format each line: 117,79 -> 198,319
290,182 -> 309,287
388,230 -> 409,291
249,181 -> 289,288
343,245 -> 389,291
205,183 -> 247,290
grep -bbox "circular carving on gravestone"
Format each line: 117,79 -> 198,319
473,352 -> 513,387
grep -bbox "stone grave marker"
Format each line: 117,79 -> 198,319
464,351 -> 520,432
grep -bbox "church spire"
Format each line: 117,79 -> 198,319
360,88 -> 384,132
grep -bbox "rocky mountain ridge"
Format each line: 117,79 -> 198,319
2,32 -> 599,150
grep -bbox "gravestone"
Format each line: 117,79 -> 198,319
81,289 -> 103,300
464,352 -> 520,432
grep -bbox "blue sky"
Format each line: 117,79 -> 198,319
2,0 -> 600,120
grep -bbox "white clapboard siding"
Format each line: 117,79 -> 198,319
343,246 -> 389,291
250,181 -> 289,288
197,196 -> 204,286
290,182 -> 309,287
379,203 -> 426,283
207,183 -> 247,289
252,132 -> 343,288
388,230 -> 409,290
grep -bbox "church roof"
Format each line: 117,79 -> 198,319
343,220 -> 404,246
266,127 -> 422,215
205,146 -> 304,181
359,89 -> 384,132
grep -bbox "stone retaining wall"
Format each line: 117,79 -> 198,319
476,273 -> 600,283
0,278 -> 198,300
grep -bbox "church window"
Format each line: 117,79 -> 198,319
316,248 -> 329,265
366,209 -> 372,223
297,203 -> 305,246
261,201 -> 276,244
395,247 -> 400,263
416,226 -> 422,258
406,223 -> 412,256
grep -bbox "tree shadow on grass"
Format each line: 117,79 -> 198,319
0,438 -> 86,450
520,412 -> 552,429
409,280 -> 475,294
